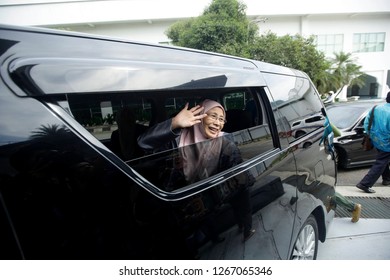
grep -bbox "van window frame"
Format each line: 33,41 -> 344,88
45,87 -> 279,201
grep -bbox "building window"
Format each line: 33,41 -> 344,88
315,34 -> 343,56
353,32 -> 385,53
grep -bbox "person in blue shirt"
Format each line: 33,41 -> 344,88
356,91 -> 390,193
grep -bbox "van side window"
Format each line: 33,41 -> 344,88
221,91 -> 274,160
66,93 -> 151,156
63,88 -> 274,192
262,73 -> 324,143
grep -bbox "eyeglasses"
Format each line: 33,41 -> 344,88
206,113 -> 226,124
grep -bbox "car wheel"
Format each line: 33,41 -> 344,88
290,214 -> 318,260
303,141 -> 312,149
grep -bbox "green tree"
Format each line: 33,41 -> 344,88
165,0 -> 329,87
165,0 -> 254,56
249,32 -> 329,90
165,0 -> 365,95
326,51 -> 365,99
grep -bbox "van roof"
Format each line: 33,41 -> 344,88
0,24 -> 304,95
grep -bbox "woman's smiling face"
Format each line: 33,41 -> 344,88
202,107 -> 225,139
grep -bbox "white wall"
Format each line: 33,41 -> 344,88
68,20 -> 174,44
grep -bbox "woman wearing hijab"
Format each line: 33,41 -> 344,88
137,99 -> 256,242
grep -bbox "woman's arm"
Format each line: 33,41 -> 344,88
137,119 -> 180,151
137,103 -> 207,151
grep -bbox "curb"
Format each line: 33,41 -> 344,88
336,185 -> 390,198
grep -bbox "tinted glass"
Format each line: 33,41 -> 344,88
262,73 -> 324,143
63,89 -> 274,193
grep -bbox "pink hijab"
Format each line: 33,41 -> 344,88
177,99 -> 226,183
179,99 -> 225,147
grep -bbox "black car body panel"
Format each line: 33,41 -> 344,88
0,25 -> 336,260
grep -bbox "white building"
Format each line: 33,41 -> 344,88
1,0 -> 390,99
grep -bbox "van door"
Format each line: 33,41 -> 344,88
262,71 -> 337,254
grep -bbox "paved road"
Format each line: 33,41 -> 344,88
318,166 -> 390,260
337,166 -> 390,197
318,217 -> 390,260
337,166 -> 372,186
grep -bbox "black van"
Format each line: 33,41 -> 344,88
0,25 -> 336,260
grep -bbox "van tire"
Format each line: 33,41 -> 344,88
290,214 -> 318,260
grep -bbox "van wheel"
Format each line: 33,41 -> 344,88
290,214 -> 318,260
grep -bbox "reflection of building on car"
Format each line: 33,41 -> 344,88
0,24 -> 336,260
326,100 -> 386,169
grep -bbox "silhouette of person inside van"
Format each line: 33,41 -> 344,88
138,99 -> 256,242
111,107 -> 146,160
